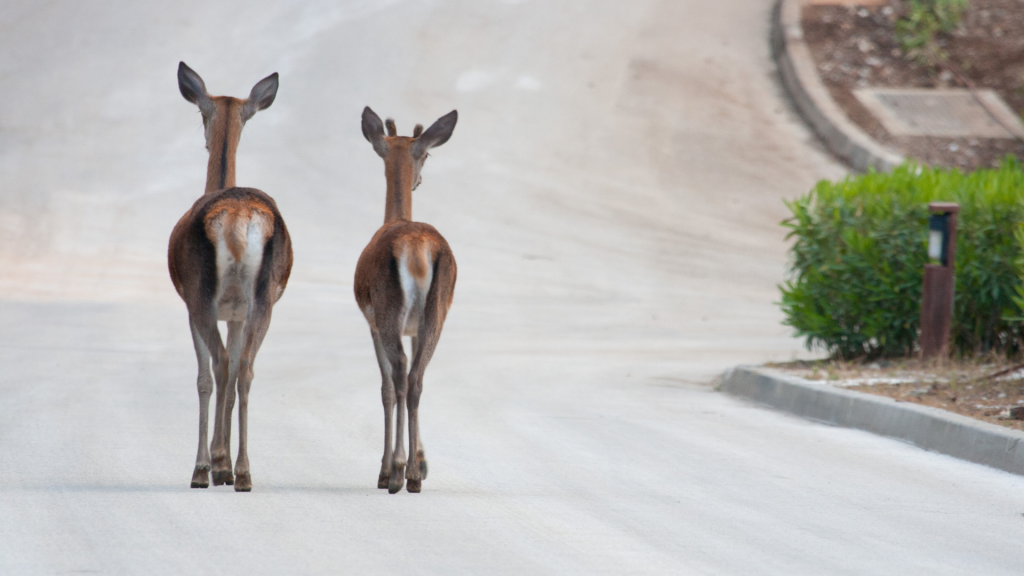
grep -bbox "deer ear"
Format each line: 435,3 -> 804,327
241,72 -> 279,121
362,107 -> 388,158
178,62 -> 214,114
411,110 -> 457,158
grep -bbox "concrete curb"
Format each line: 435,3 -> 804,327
772,0 -> 904,172
720,366 -> 1024,476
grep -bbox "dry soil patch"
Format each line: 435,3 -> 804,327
802,0 -> 1024,170
768,358 -> 1024,431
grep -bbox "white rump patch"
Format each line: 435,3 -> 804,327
397,247 -> 434,337
213,214 -> 270,322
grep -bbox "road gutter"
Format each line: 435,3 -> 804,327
720,366 -> 1024,476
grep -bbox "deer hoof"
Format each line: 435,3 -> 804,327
234,472 -> 252,492
378,471 -> 390,489
406,479 -> 421,493
388,465 -> 405,494
190,467 -> 210,489
212,469 -> 234,486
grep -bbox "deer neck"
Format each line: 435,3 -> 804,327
205,100 -> 241,194
383,155 -> 413,224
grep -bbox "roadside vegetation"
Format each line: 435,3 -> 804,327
896,0 -> 969,66
779,158 -> 1024,359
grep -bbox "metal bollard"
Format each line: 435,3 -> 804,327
919,202 -> 959,360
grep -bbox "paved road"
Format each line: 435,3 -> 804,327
2,1 -> 1023,574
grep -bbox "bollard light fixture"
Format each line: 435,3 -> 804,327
928,213 -> 950,265
920,202 -> 959,360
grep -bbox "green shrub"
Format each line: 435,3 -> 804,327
1010,227 -> 1024,324
780,159 -> 1024,359
896,0 -> 968,66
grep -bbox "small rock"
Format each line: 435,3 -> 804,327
1000,407 -> 1024,420
882,6 -> 894,16
857,8 -> 869,18
909,387 -> 932,397
857,37 -> 876,53
939,70 -> 953,83
949,143 -> 960,152
866,57 -> 882,67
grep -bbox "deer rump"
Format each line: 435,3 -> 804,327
169,187 -> 289,317
354,221 -> 455,335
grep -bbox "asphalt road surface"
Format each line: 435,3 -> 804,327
2,1 -> 1023,574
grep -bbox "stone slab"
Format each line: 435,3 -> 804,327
854,87 -> 1024,138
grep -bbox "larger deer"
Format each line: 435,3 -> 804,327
356,107 -> 458,493
168,62 -> 292,492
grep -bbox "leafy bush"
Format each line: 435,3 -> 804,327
896,0 -> 968,66
780,159 -> 1024,359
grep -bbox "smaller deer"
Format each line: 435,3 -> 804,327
168,62 -> 293,492
356,107 -> 458,493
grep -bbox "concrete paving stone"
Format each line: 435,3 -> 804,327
854,87 -> 1024,139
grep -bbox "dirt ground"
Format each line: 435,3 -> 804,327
768,357 -> 1024,431
802,0 -> 1024,170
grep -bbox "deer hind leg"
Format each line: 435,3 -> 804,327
211,320 -> 243,486
189,322 -> 214,488
378,324 -> 408,494
406,324 -> 443,493
190,309 -> 227,487
233,300 -> 273,492
408,336 -> 428,486
415,421 -> 427,481
372,330 -> 396,489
